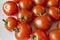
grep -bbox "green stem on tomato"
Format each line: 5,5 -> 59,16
58,9 -> 60,13
21,10 -> 25,22
13,27 -> 19,32
2,19 -> 7,25
30,35 -> 39,40
37,12 -> 47,16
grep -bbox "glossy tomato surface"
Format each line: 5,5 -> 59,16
8,0 -> 20,3
17,9 -> 33,24
15,22 -> 32,40
3,17 -> 18,31
49,29 -> 60,40
31,29 -> 49,40
57,21 -> 60,29
2,1 -> 18,16
48,7 -> 59,21
47,0 -> 58,7
32,5 -> 45,17
19,0 -> 32,10
32,0 -> 46,5
34,16 -> 52,31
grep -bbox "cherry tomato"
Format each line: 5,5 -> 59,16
48,7 -> 60,21
8,0 -> 20,3
17,9 -> 33,24
32,5 -> 45,17
2,1 -> 18,16
32,0 -> 46,6
19,0 -> 32,10
49,29 -> 60,40
3,17 -> 18,31
30,29 -> 49,40
57,21 -> 60,29
14,22 -> 32,40
47,0 -> 58,7
34,16 -> 52,31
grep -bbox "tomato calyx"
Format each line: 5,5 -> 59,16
37,12 -> 46,16
30,35 -> 39,40
3,19 -> 7,25
21,10 -> 25,22
13,27 -> 19,32
58,9 -> 60,13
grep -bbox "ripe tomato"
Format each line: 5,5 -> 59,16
14,22 -> 32,40
2,1 -> 18,16
48,7 -> 60,21
17,9 -> 33,24
30,29 -> 49,40
19,0 -> 32,10
3,17 -> 18,31
34,16 -> 52,31
47,0 -> 58,7
32,5 -> 45,17
57,21 -> 60,29
8,0 -> 20,3
32,0 -> 46,6
49,29 -> 60,40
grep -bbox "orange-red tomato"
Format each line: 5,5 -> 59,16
15,22 -> 32,40
31,29 -> 49,40
3,17 -> 18,31
48,7 -> 60,21
2,1 -> 18,16
57,21 -> 60,29
34,16 -> 52,31
32,5 -> 45,17
8,0 -> 20,3
47,0 -> 58,7
19,0 -> 32,10
32,0 -> 46,6
49,29 -> 60,40
17,9 -> 33,24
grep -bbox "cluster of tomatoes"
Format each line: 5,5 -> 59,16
2,0 -> 60,40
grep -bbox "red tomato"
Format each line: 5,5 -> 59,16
32,5 -> 45,17
57,21 -> 60,29
3,17 -> 18,31
34,16 -> 52,31
2,1 -> 18,16
32,0 -> 46,6
47,0 -> 58,7
17,9 -> 33,24
48,7 -> 60,21
19,0 -> 32,10
31,29 -> 49,40
49,29 -> 60,40
14,22 -> 32,40
8,0 -> 20,3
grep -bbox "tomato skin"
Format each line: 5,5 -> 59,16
15,22 -> 32,40
34,16 -> 52,31
2,1 -> 18,16
5,17 -> 18,31
49,29 -> 60,40
8,0 -> 20,3
57,21 -> 60,29
48,7 -> 59,21
17,10 -> 33,24
32,0 -> 46,6
31,29 -> 49,40
19,0 -> 32,10
47,0 -> 58,7
32,5 -> 45,17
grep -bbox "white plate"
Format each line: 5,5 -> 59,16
0,0 -> 57,40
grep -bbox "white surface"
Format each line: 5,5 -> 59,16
0,0 -> 57,40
